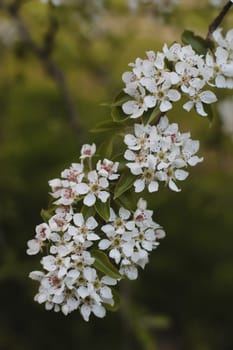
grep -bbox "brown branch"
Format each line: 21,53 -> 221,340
0,0 -> 81,134
207,0 -> 233,39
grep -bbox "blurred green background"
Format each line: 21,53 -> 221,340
0,1 -> 233,349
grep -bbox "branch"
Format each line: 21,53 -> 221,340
207,0 -> 233,39
0,0 -> 81,134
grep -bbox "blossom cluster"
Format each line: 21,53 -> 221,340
27,144 -> 165,320
27,23 -> 233,322
49,143 -> 119,207
27,206 -> 118,320
124,115 -> 203,192
99,198 -> 165,280
122,28 -> 233,119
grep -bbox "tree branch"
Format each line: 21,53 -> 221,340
0,0 -> 81,134
207,0 -> 233,39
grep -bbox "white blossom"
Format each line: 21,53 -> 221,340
124,116 -> 203,192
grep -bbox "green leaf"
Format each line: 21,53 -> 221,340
111,105 -> 130,122
114,171 -> 136,199
203,103 -> 214,123
103,289 -> 120,312
115,192 -> 137,211
181,30 -> 209,55
147,106 -> 161,125
91,120 -> 123,134
111,90 -> 130,107
91,250 -> 122,279
40,208 -> 53,222
81,205 -> 96,220
95,198 -> 110,221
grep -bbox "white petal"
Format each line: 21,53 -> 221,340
160,100 -> 172,112
86,216 -> 98,230
200,91 -> 217,104
174,169 -> 189,181
73,213 -> 84,227
122,242 -> 134,257
183,101 -> 194,112
124,149 -> 136,161
134,178 -> 145,192
195,101 -> 207,117
168,179 -> 181,192
119,207 -> 130,220
101,276 -> 118,285
26,239 -> 41,255
80,304 -> 91,321
144,95 -> 157,108
87,233 -> 100,241
99,239 -> 112,250
84,193 -> 96,207
167,89 -> 181,102
92,304 -> 106,318
78,286 -> 89,299
110,248 -> 121,264
83,267 -> 96,281
97,191 -> 109,203
188,156 -> 203,166
148,181 -> 159,192
100,286 -> 113,299
88,170 -> 98,183
76,183 -> 89,195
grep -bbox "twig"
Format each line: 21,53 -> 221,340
0,0 -> 81,134
207,0 -> 233,39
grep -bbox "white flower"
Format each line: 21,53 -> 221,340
27,239 -> 42,255
80,143 -> 96,160
61,163 -> 84,183
96,159 -> 119,180
183,89 -> 217,117
78,170 -> 110,207
68,213 -> 99,243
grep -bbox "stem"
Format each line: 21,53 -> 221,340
207,0 -> 233,39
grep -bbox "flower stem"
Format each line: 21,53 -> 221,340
207,0 -> 233,39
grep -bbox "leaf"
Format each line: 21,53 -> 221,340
91,120 -> 123,134
115,192 -> 137,211
181,30 -> 209,55
40,208 -> 53,222
95,198 -> 110,221
103,289 -> 120,312
111,90 -> 130,107
203,103 -> 214,123
111,105 -> 130,122
81,205 -> 96,220
91,250 -> 122,279
114,171 -> 136,199
147,106 -> 161,125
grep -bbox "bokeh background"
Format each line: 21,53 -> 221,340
0,0 -> 233,349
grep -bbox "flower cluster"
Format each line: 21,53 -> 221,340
124,115 -> 203,192
122,46 -> 216,118
49,143 -> 119,207
99,198 -> 165,280
207,28 -> 233,88
27,144 -> 165,320
27,206 -> 118,320
122,29 -> 233,119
